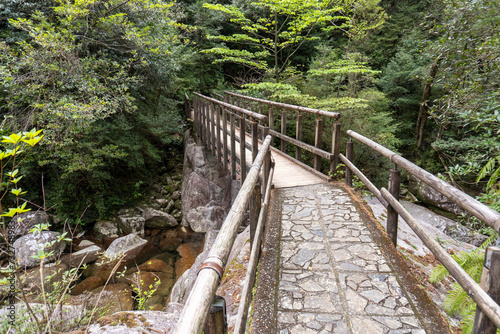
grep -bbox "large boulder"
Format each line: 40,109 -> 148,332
117,211 -> 145,236
181,132 -> 232,233
142,208 -> 178,229
409,176 -> 466,216
13,231 -> 66,268
8,211 -> 50,241
104,234 -> 148,262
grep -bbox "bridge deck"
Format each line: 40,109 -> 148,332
251,183 -> 448,334
218,124 -> 325,188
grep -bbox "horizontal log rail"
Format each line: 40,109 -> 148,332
222,91 -> 343,177
346,130 -> 500,232
224,91 -> 341,119
194,92 -> 267,122
269,129 -> 333,160
381,188 -> 500,329
174,135 -> 274,334
342,130 -> 500,332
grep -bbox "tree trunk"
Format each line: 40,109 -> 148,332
416,56 -> 440,150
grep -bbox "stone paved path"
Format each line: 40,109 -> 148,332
276,184 -> 427,334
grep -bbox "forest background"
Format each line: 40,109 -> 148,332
0,0 -> 498,236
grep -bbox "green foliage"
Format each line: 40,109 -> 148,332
203,0 -> 348,83
430,236 -> 498,333
0,0 -> 187,222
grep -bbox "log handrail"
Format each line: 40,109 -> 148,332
194,92 -> 267,122
173,135 -> 273,334
224,91 -> 341,119
344,129 -> 500,331
346,130 -> 500,232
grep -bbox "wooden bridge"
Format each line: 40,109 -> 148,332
174,92 -> 500,334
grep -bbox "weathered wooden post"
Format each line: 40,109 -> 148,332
387,166 -> 401,246
472,246 -> 500,334
204,296 -> 227,334
251,121 -> 258,162
269,106 -> 274,131
263,126 -> 270,191
230,112 -> 236,180
216,105 -> 221,163
296,114 -> 303,161
345,139 -> 354,187
259,104 -> 264,140
281,109 -> 287,153
223,106 -> 228,172
249,183 -> 261,244
314,117 -> 323,171
211,103 -> 216,154
330,122 -> 341,176
240,115 -> 247,183
202,100 -> 207,145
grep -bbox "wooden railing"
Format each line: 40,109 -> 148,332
342,130 -> 500,333
224,91 -> 342,176
175,93 -> 274,334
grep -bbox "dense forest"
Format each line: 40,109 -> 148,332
0,0 -> 498,233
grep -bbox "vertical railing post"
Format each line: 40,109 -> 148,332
230,113 -> 236,180
269,107 -> 274,132
296,114 -> 303,161
252,121 -> 258,162
345,139 -> 354,187
240,115 -> 247,183
204,296 -> 227,334
314,117 -> 323,171
259,104 -> 264,140
205,101 -> 210,147
223,106 -> 228,172
202,100 -> 207,145
211,103 -> 216,154
472,246 -> 500,334
330,122 -> 341,176
263,128 -> 270,192
387,167 -> 401,246
249,183 -> 261,244
216,105 -> 222,163
281,109 -> 287,153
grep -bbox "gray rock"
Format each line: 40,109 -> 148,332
8,211 -> 50,241
104,234 -> 147,261
172,191 -> 181,200
181,132 -> 231,233
168,229 -> 219,304
94,220 -> 121,238
409,176 -> 465,216
117,213 -> 145,236
142,207 -> 178,229
87,303 -> 183,334
156,198 -> 168,207
61,245 -> 103,268
13,231 -> 66,268
0,303 -> 86,331
19,262 -> 68,293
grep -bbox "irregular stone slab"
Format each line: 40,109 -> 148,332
61,245 -> 103,268
291,248 -> 316,267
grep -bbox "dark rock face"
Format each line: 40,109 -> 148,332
409,176 -> 466,216
181,132 -> 231,232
